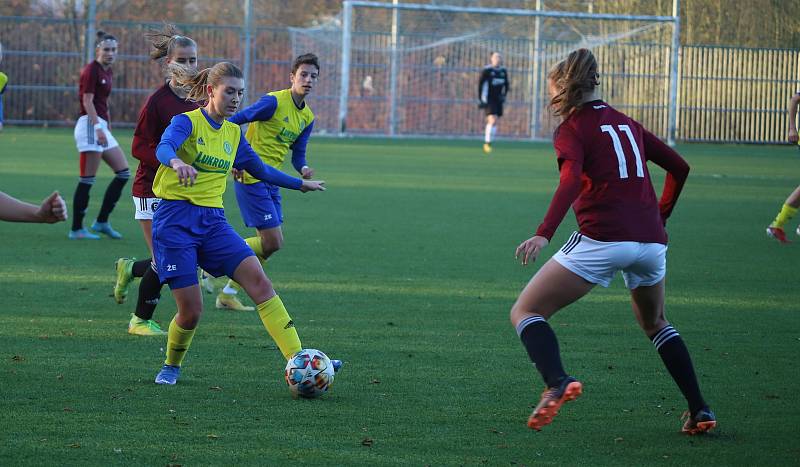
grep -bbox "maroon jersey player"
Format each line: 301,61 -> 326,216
69,30 -> 130,240
112,25 -> 199,337
509,49 -> 715,435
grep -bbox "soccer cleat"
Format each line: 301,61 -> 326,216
68,228 -> 100,240
91,220 -> 122,239
681,407 -> 717,435
113,257 -> 135,304
128,314 -> 167,336
483,143 -> 492,154
331,359 -> 343,374
199,270 -> 215,294
154,364 -> 181,385
215,293 -> 255,311
766,226 -> 790,243
527,376 -> 583,431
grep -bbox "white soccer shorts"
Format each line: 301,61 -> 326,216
132,196 -> 161,220
73,115 -> 119,153
551,231 -> 667,289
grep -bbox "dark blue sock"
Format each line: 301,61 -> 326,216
651,325 -> 706,415
517,316 -> 568,388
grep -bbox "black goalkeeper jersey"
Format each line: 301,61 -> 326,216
479,66 -> 509,104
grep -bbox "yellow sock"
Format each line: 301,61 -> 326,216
771,203 -> 798,229
245,236 -> 266,260
257,295 -> 301,360
164,318 -> 196,367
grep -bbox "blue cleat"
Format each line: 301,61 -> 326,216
68,228 -> 100,240
331,359 -> 343,374
154,364 -> 181,385
91,221 -> 122,239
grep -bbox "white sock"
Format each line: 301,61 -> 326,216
490,125 -> 497,141
485,123 -> 493,143
222,284 -> 238,295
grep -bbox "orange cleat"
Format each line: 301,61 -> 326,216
766,226 -> 791,243
681,407 -> 716,435
527,376 -> 583,431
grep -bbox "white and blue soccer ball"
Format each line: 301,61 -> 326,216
284,349 -> 335,398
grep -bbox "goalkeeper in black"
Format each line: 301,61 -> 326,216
478,52 -> 509,154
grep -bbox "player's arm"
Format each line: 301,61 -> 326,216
517,125 -> 585,265
0,191 -> 67,223
80,66 -> 107,146
290,120 -> 315,178
502,69 -> 510,101
156,114 -> 196,186
788,93 -> 800,144
641,128 -> 690,224
228,94 -> 278,125
233,133 -> 324,192
478,68 -> 489,104
131,98 -> 161,169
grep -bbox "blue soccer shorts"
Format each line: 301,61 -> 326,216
234,180 -> 283,230
152,200 -> 255,289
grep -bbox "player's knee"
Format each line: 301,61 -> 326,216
640,316 -> 668,336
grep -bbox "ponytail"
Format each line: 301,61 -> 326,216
145,23 -> 196,61
169,61 -> 242,103
548,48 -> 600,117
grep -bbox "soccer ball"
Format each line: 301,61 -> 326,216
284,349 -> 335,398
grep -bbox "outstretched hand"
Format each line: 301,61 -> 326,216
37,191 -> 68,223
300,180 -> 326,192
515,235 -> 549,266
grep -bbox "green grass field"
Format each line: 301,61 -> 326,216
1,126 -> 798,465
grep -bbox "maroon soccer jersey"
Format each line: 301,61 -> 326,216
78,61 -> 113,122
536,100 -> 689,244
131,83 -> 199,198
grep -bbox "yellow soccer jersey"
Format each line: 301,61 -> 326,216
241,88 -> 314,184
0,72 -> 8,92
153,108 -> 241,208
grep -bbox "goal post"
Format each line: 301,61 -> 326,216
293,1 -> 680,143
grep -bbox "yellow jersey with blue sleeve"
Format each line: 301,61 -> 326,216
0,72 -> 8,93
154,108 -> 304,209
228,88 -> 315,184
153,108 -> 240,208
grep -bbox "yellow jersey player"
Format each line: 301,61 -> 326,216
148,61 -> 333,385
765,90 -> 800,243
216,53 -> 319,310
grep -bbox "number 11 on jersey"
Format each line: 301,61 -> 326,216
601,124 -> 644,179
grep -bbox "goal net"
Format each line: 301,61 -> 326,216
290,1 -> 677,141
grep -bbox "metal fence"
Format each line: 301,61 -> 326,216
1,14 -> 798,144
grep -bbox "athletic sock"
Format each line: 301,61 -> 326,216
96,168 -> 129,223
771,203 -> 798,229
71,178 -> 94,231
164,317 -> 196,367
132,258 -> 151,278
135,265 -> 162,321
484,122 -> 493,143
650,324 -> 706,415
516,316 -> 567,388
257,295 -> 301,360
490,125 -> 497,140
244,236 -> 265,260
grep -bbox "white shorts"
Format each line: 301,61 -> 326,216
551,231 -> 667,289
73,115 -> 119,153
132,196 -> 161,220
